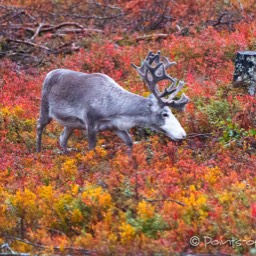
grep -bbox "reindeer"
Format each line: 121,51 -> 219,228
36,51 -> 190,153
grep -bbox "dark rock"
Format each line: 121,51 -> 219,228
233,51 -> 256,95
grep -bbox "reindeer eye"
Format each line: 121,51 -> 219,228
162,113 -> 169,118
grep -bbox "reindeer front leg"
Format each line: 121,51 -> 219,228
87,126 -> 97,150
59,127 -> 74,151
114,129 -> 133,155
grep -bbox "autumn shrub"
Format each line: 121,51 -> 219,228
201,99 -> 231,126
0,106 -> 35,147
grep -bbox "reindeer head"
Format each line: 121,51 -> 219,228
132,51 -> 190,141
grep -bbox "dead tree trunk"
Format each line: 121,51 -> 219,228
233,51 -> 256,95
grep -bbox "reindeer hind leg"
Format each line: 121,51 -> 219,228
36,102 -> 52,152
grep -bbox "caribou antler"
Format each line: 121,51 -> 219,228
132,51 -> 190,111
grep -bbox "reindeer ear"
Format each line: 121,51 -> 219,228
148,94 -> 160,112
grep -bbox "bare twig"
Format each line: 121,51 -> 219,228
206,11 -> 242,31
186,133 -> 212,138
30,22 -> 44,41
235,0 -> 244,12
145,198 -> 186,206
1,243 -> 16,254
0,243 -> 29,256
3,236 -> 92,255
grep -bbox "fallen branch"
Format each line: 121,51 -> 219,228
0,3 -> 116,66
41,22 -> 103,34
54,42 -> 80,54
30,22 -> 44,41
135,33 -> 168,41
29,22 -> 104,41
1,23 -> 103,36
3,236 -> 92,255
7,38 -> 51,51
39,22 -> 84,32
57,28 -> 104,34
6,39 -> 80,54
145,198 -> 186,206
0,243 -> 29,256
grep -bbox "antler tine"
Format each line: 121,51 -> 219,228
131,51 -> 160,71
168,80 -> 185,99
158,78 -> 178,98
146,50 -> 161,65
132,50 -> 190,111
161,56 -> 177,69
132,51 -> 173,82
162,80 -> 190,111
167,93 -> 190,111
142,61 -> 180,102
131,50 -> 163,74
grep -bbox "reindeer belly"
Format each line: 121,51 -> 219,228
49,107 -> 87,129
113,118 -> 134,130
97,116 -> 135,131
